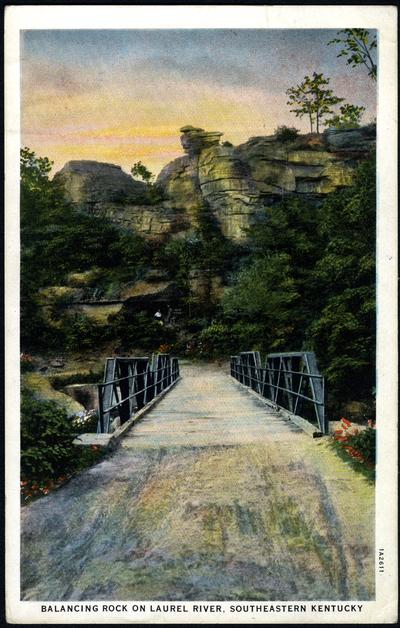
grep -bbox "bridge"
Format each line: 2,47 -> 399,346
21,355 -> 374,601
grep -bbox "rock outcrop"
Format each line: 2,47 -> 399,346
54,160 -> 147,206
54,160 -> 187,240
156,123 -> 375,240
55,124 -> 375,242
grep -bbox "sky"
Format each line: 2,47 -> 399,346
21,29 -> 377,176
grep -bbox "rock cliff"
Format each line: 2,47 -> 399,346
55,124 -> 375,242
156,124 -> 375,239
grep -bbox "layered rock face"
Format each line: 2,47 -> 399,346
54,160 -> 186,240
156,123 -> 375,240
55,124 -> 375,242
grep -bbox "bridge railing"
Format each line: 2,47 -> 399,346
231,351 -> 327,434
97,354 -> 180,434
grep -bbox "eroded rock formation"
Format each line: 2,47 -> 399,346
55,124 -> 376,243
156,124 -> 375,239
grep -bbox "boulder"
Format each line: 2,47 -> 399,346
63,383 -> 99,411
324,124 -> 376,152
180,125 -> 223,156
99,203 -> 188,240
22,372 -> 84,417
54,160 -> 147,207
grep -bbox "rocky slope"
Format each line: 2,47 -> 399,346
55,124 -> 376,243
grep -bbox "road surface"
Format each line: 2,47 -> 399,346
21,361 -> 374,601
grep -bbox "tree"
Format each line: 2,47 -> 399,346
286,72 -> 344,133
20,147 -> 53,193
130,161 -> 154,183
223,253 -> 299,351
309,154 -> 376,401
20,147 -> 151,352
325,103 -> 366,129
223,197 -> 324,352
328,29 -> 377,81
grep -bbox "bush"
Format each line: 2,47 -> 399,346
108,310 -> 176,351
21,389 -> 104,502
331,417 -> 376,476
347,427 -> 376,464
21,388 -> 81,481
274,125 -> 300,142
60,313 -> 105,352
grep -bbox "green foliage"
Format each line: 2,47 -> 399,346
20,147 -> 151,352
190,320 -> 266,357
330,419 -> 376,481
21,388 -> 80,480
20,147 -> 53,192
286,72 -> 344,133
223,254 -> 299,351
325,103 -> 366,129
346,427 -> 376,464
309,155 -> 376,399
20,353 -> 35,373
197,322 -> 235,356
158,235 -> 203,292
328,29 -> 377,81
223,197 -> 324,351
60,313 -> 105,352
274,125 -> 300,142
108,310 -> 176,351
222,154 -> 376,402
157,203 -> 240,316
131,161 -> 154,183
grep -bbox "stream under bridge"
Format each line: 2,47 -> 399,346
21,359 -> 374,601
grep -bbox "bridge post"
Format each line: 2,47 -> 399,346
117,360 -> 132,424
135,358 -> 149,410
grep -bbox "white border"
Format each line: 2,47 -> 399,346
5,5 -> 398,624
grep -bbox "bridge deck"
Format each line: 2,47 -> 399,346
21,362 -> 374,601
123,362 -> 301,449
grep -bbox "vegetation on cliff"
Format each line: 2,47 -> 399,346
21,148 -> 151,351
218,153 -> 376,407
20,144 -> 376,411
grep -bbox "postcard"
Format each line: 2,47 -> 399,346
4,4 -> 398,624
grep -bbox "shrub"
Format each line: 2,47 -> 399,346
60,313 -> 105,352
21,389 -> 104,502
108,310 -> 176,351
274,125 -> 300,142
191,322 -> 235,357
21,388 -> 81,481
331,417 -> 376,470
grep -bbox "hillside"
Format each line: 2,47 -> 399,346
21,124 -> 376,415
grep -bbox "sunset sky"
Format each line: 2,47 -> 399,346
21,29 -> 377,177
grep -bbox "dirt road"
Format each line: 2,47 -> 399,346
21,362 -> 374,601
